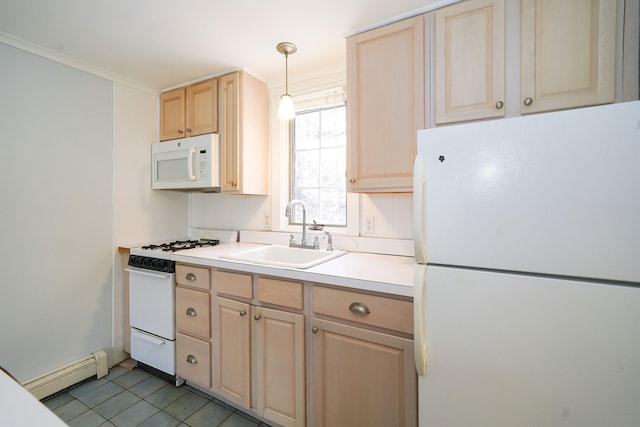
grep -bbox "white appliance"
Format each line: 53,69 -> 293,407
413,101 -> 640,427
152,134 -> 220,191
128,263 -> 177,374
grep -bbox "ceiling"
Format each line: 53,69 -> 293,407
0,0 -> 445,91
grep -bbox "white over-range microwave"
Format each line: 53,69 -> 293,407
152,134 -> 220,192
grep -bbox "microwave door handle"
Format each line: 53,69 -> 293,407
188,147 -> 196,181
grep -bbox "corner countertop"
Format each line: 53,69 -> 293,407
169,242 -> 415,298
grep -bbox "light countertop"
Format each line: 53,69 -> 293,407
170,242 -> 415,298
0,369 -> 67,427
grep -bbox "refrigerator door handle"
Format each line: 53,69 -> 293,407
414,264 -> 427,376
413,155 -> 427,264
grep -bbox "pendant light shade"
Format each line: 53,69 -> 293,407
278,94 -> 295,119
277,42 -> 297,120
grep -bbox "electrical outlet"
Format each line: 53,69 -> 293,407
363,216 -> 374,234
263,214 -> 271,229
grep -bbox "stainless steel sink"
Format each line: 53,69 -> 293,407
220,245 -> 346,269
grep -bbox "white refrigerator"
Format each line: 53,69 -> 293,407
413,101 -> 640,427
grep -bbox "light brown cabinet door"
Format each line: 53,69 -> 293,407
218,71 -> 269,195
186,79 -> 218,136
219,72 -> 241,193
346,16 -> 424,193
434,0 -> 505,124
521,0 -> 616,113
176,287 -> 210,338
176,332 -> 211,389
252,306 -> 305,427
212,296 -> 251,409
159,88 -> 185,141
312,318 -> 417,427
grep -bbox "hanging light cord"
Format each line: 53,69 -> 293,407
285,51 -> 289,95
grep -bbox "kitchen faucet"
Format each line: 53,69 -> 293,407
285,199 -> 317,249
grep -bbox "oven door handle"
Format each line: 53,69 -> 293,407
135,331 -> 166,346
125,267 -> 172,280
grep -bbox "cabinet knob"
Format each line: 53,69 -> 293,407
178,129 -> 184,134
495,101 -> 504,109
312,326 -> 319,334
186,354 -> 198,365
186,273 -> 197,281
254,314 -> 262,321
186,307 -> 197,317
231,182 -> 237,187
349,302 -> 371,315
349,178 -> 356,183
186,128 -> 192,133
523,97 -> 533,106
239,309 -> 247,316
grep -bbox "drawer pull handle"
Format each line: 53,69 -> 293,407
239,309 -> 247,316
186,355 -> 198,365
523,97 -> 533,106
312,326 -> 319,334
186,273 -> 197,281
186,307 -> 197,317
349,302 -> 371,315
254,314 -> 262,321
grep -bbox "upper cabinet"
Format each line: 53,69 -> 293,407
520,0 -> 617,114
160,79 -> 218,141
159,88 -> 185,141
434,0 -> 505,124
158,71 -> 268,194
428,0 -> 636,125
218,71 -> 269,195
346,16 -> 425,193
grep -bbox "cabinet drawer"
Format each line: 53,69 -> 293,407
214,270 -> 252,299
176,264 -> 210,290
257,277 -> 303,309
312,286 -> 413,335
176,333 -> 211,388
176,287 -> 210,338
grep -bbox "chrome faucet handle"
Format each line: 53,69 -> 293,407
313,236 -> 320,250
289,234 -> 296,245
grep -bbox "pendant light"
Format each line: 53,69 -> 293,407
277,42 -> 297,120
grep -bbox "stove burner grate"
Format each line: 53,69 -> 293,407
141,238 -> 220,252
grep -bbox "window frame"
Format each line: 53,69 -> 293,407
288,103 -> 347,228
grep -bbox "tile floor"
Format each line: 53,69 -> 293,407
42,366 -> 273,427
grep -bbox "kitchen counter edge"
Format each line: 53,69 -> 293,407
168,242 -> 415,298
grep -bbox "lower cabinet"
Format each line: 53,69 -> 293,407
212,296 -> 251,407
176,332 -> 211,389
175,264 -> 416,427
253,306 -> 305,426
175,265 -> 212,389
212,271 -> 306,427
311,286 -> 417,427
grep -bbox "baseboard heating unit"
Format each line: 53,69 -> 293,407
22,350 -> 108,400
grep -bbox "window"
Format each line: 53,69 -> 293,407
289,104 -> 347,227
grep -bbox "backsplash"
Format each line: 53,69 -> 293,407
189,192 -> 413,240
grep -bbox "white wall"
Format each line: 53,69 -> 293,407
0,41 -> 188,381
114,84 -> 188,246
0,43 -> 114,381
